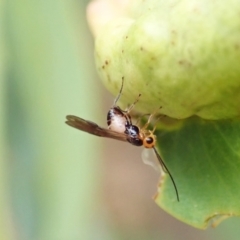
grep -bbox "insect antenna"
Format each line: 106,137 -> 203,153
153,146 -> 179,201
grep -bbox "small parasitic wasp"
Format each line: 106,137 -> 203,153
65,79 -> 179,201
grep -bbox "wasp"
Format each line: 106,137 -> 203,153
66,79 -> 179,201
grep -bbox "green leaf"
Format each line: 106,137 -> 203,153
154,117 -> 240,228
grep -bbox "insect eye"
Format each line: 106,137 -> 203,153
146,137 -> 154,144
143,136 -> 156,148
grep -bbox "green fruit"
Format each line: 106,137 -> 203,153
94,0 -> 240,120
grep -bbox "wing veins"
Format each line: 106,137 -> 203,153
66,115 -> 128,142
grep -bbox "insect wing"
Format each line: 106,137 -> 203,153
66,115 -> 128,142
141,148 -> 160,172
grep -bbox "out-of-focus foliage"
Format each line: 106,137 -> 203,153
2,0 -> 102,239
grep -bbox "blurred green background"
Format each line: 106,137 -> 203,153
1,0 -> 240,239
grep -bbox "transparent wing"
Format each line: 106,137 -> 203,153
141,148 -> 161,172
66,115 -> 128,142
